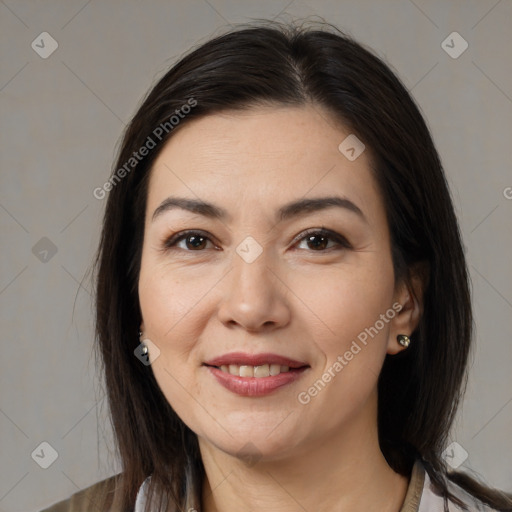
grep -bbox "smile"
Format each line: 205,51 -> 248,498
203,352 -> 310,396
205,365 -> 309,397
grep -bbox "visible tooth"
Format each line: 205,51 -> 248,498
239,365 -> 254,377
222,363 -> 289,377
269,364 -> 281,376
254,364 -> 270,378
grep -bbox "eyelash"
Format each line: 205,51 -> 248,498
161,227 -> 352,253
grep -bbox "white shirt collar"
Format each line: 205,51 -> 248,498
134,475 -> 151,512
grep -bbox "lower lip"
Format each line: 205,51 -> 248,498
205,366 -> 308,396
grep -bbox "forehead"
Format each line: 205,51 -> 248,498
146,105 -> 383,224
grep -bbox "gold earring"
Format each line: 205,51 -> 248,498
397,334 -> 410,348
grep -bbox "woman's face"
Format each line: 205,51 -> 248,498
138,105 -> 414,461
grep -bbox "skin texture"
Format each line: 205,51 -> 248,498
138,105 -> 423,511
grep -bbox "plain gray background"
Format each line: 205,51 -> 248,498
1,1 -> 511,511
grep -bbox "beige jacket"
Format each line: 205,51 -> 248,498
40,459 -> 500,511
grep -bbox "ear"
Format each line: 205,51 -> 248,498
386,261 -> 428,355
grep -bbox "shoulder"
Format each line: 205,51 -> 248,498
39,473 -> 122,512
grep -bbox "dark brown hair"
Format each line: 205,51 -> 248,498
93,20 -> 512,512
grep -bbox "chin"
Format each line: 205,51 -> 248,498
196,418 -> 305,463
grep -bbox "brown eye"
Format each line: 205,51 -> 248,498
163,231 -> 216,251
183,234 -> 208,250
294,228 -> 351,252
303,234 -> 329,250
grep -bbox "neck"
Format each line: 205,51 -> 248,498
199,393 -> 409,512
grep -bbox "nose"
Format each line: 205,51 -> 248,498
216,245 -> 291,332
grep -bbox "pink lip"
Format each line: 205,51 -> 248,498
205,366 -> 309,396
204,352 -> 308,368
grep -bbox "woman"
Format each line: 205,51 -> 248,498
41,20 -> 512,512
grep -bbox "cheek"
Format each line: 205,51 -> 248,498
292,260 -> 395,354
138,270 -> 202,426
138,259 -> 212,350
138,260 -> 219,421
292,262 -> 395,425
292,260 -> 395,413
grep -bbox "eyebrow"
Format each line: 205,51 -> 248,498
151,195 -> 367,224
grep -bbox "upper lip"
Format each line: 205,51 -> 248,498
204,352 -> 309,369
